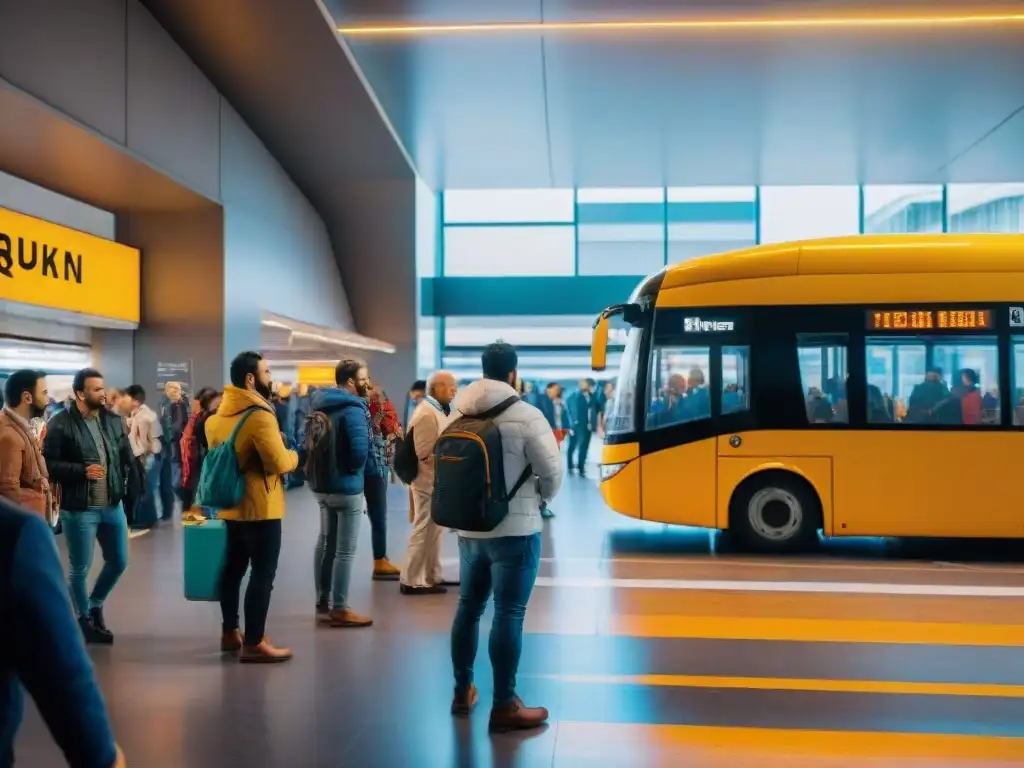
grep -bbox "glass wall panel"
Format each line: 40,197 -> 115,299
577,188 -> 665,276
947,184 -> 1024,233
666,186 -> 756,262
443,189 -> 574,224
416,317 -> 438,379
415,178 -> 438,278
444,315 -> 599,348
863,185 -> 943,234
759,186 -> 860,244
443,225 -> 575,276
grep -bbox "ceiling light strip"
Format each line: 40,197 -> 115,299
338,13 -> 1024,37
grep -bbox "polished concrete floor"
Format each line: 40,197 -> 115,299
15,468 -> 1024,766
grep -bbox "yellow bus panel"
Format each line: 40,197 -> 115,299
639,441 -> 717,527
600,457 -> 642,520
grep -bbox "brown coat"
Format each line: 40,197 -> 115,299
0,409 -> 50,517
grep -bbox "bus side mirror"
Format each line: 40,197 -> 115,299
592,315 -> 610,372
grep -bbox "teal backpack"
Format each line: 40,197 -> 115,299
195,406 -> 261,510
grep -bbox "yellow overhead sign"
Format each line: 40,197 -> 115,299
0,206 -> 140,323
297,365 -> 336,386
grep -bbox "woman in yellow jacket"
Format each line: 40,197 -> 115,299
205,352 -> 298,664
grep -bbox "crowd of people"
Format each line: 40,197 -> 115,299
0,340 -> 577,764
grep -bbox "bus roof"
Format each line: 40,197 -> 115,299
660,234 -> 1024,292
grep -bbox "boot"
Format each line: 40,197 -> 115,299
78,614 -> 113,645
318,608 -> 373,628
89,606 -> 114,642
315,597 -> 330,616
451,684 -> 479,716
239,637 -> 292,664
220,629 -> 243,653
489,697 -> 549,733
372,558 -> 401,581
400,583 -> 447,595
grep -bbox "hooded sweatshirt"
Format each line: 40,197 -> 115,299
452,379 -> 563,539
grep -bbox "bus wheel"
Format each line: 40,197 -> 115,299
731,472 -> 821,552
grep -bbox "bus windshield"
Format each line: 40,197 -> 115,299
605,326 -> 644,435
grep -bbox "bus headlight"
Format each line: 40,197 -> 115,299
600,462 -> 629,481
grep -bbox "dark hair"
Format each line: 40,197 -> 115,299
927,366 -> 944,377
961,368 -> 979,386
411,379 -> 427,393
4,369 -> 44,407
197,387 -> 220,411
481,341 -> 518,382
125,384 -> 146,403
335,359 -> 364,387
230,351 -> 263,388
72,367 -> 103,395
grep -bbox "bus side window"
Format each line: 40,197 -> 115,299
868,336 -> 999,426
1010,337 -> 1024,426
647,346 -> 711,429
797,334 -> 849,425
722,346 -> 750,415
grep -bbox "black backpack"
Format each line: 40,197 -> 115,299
303,405 -> 355,493
392,427 -> 418,485
430,396 -> 532,532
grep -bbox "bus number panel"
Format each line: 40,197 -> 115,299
866,309 -> 992,331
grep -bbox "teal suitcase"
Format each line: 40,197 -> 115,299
183,517 -> 227,602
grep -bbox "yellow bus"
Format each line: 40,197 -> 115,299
591,233 -> 1024,551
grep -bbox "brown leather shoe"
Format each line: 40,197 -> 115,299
239,637 -> 293,664
372,558 -> 401,581
451,684 -> 479,716
318,608 -> 373,628
488,697 -> 549,732
220,629 -> 243,653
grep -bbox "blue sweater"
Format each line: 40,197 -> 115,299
309,387 -> 372,495
0,502 -> 117,767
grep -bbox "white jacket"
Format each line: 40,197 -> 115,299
409,397 -> 451,493
452,379 -> 563,539
128,403 -> 163,458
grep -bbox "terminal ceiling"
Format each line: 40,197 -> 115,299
329,0 -> 1024,189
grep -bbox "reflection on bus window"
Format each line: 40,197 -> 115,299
867,337 -> 999,425
647,346 -> 711,429
1010,337 -> 1024,426
797,335 -> 848,424
722,346 -> 750,415
606,327 -> 643,435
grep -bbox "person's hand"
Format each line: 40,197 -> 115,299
85,464 -> 105,480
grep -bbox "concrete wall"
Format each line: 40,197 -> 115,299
0,0 -> 357,384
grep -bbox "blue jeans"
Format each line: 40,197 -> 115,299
60,504 -> 129,617
133,453 -> 160,529
158,451 -> 179,520
313,493 -> 362,609
363,474 -> 388,560
450,533 -> 541,706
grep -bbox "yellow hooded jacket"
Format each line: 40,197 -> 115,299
204,386 -> 298,521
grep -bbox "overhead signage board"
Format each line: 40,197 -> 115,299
156,361 -> 192,400
866,309 -> 992,331
0,206 -> 140,323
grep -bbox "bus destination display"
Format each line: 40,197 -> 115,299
867,309 -> 993,331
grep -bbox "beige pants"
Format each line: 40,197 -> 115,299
401,488 -> 444,588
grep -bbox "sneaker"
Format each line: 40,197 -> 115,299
372,558 -> 401,581
489,697 -> 549,733
239,637 -> 292,664
399,584 -> 447,596
318,609 -> 373,628
451,684 -> 479,716
78,615 -> 113,645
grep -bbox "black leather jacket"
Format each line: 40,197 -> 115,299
42,406 -> 140,513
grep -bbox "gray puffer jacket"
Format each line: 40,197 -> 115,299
452,379 -> 563,539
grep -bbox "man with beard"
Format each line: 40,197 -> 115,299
42,368 -> 139,644
308,359 -> 374,628
206,351 -> 298,663
0,370 -> 52,518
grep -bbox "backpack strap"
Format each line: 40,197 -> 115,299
504,464 -> 534,502
224,406 -> 262,448
477,396 -> 520,420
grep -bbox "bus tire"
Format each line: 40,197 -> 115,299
730,471 -> 821,552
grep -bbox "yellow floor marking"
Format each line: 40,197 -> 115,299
536,672 -> 1024,698
605,614 -> 1024,645
554,721 -> 1024,761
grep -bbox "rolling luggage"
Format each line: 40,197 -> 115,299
183,512 -> 227,602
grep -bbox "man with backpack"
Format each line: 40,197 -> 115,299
305,359 -> 374,628
438,342 -> 562,732
204,352 -> 298,663
398,370 -> 458,596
